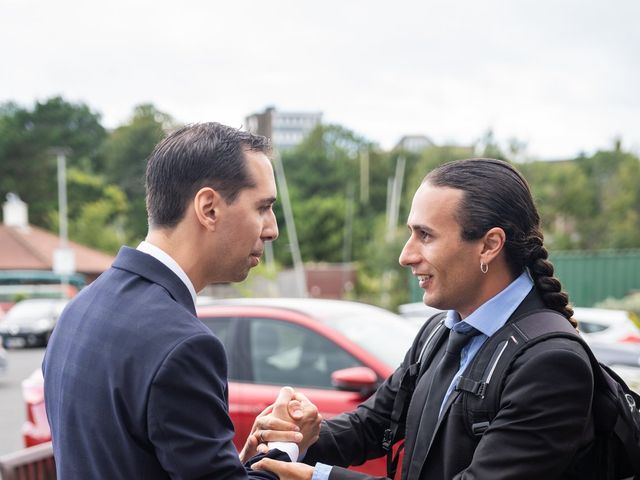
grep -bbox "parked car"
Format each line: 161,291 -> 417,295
583,338 -> 640,393
397,302 -> 442,324
21,368 -> 50,447
586,340 -> 640,368
0,344 -> 7,376
574,307 -> 640,344
0,298 -> 69,348
22,298 -> 418,476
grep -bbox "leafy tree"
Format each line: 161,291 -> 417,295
275,125 -> 381,265
100,104 -> 178,242
48,168 -> 128,253
520,145 -> 640,250
0,97 -> 106,228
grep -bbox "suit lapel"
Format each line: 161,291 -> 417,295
112,246 -> 196,315
404,341 -> 448,480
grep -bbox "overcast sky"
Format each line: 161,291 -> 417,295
2,0 -> 638,159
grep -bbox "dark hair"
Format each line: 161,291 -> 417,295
145,122 -> 271,228
425,158 -> 575,326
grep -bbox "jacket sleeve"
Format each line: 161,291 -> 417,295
147,333 -> 283,480
303,325 -> 431,471
455,338 -> 594,479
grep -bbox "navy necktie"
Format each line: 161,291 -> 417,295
421,325 -> 480,438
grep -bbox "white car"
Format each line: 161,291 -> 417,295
573,307 -> 640,345
0,343 -> 7,375
397,302 -> 443,325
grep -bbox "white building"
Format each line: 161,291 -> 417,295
245,107 -> 322,151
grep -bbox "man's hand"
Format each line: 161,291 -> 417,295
241,386 -> 322,461
239,387 -> 303,462
252,458 -> 314,480
287,390 -> 321,452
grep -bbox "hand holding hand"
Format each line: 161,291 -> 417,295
288,390 -> 321,452
239,387 -> 303,462
240,386 -> 322,461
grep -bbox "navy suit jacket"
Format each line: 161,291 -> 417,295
43,247 -> 284,479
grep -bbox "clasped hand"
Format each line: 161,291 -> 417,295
239,386 -> 322,463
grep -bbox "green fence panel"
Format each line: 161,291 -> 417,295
551,250 -> 640,307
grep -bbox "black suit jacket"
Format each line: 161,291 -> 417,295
304,290 -> 595,479
43,247 -> 284,479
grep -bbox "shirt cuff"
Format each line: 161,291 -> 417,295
312,462 -> 333,480
267,442 -> 299,462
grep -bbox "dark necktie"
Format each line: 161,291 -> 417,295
420,325 -> 480,438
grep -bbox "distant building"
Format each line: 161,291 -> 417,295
394,135 -> 435,153
245,106 -> 322,151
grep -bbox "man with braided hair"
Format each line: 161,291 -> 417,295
255,158 -> 595,479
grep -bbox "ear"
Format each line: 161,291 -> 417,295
479,227 -> 506,265
193,187 -> 222,231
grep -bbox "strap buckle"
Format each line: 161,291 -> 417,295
382,428 -> 393,451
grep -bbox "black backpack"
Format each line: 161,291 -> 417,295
383,309 -> 640,479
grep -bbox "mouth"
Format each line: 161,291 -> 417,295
250,252 -> 263,266
416,274 -> 433,288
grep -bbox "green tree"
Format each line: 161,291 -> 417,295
100,104 -> 178,242
520,145 -> 640,250
275,125 -> 383,265
0,97 -> 106,228
48,169 -> 129,253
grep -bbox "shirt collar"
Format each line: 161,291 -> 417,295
137,241 -> 198,309
445,270 -> 534,336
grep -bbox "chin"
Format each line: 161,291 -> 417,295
423,294 -> 443,310
235,269 -> 251,282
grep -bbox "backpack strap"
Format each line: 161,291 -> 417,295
456,309 -> 579,435
457,309 -> 640,477
383,311 -> 448,479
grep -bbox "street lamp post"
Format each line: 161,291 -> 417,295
49,147 -> 75,298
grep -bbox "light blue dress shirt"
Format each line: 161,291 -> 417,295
312,271 -> 534,480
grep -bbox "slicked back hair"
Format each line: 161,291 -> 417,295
425,158 -> 575,326
145,122 -> 271,228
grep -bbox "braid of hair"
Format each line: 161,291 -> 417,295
526,233 -> 577,328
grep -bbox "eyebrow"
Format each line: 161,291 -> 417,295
408,223 -> 435,235
259,196 -> 277,205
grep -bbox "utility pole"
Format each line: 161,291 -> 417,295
359,149 -> 369,204
50,148 -> 75,298
272,150 -> 307,297
386,156 -> 405,242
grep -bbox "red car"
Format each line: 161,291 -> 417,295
24,298 -> 418,477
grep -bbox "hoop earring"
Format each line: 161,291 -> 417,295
480,262 -> 488,274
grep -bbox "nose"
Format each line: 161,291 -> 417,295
262,209 -> 279,242
398,237 -> 417,267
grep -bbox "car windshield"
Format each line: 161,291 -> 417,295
314,306 -> 420,369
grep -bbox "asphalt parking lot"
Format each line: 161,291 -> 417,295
0,347 -> 45,455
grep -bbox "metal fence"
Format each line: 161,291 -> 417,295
551,249 -> 640,307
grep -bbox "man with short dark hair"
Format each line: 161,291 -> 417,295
43,122 -> 319,479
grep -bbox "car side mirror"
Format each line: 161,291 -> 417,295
331,367 -> 379,397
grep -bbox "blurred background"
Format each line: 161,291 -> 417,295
0,0 -> 639,463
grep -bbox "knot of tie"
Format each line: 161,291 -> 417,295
445,325 -> 480,356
